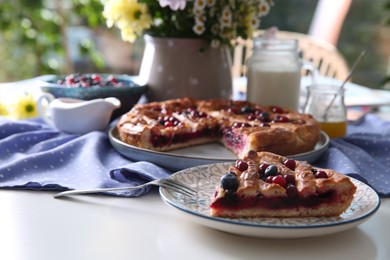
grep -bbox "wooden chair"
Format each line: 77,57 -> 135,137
231,30 -> 350,81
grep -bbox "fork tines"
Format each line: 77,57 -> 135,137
162,179 -> 197,197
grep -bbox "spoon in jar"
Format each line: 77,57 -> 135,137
323,49 -> 366,121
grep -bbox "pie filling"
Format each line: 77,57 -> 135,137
210,190 -> 339,211
221,128 -> 245,151
150,126 -> 220,147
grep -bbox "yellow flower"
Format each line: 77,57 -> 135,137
103,0 -> 152,43
11,93 -> 38,119
0,103 -> 9,117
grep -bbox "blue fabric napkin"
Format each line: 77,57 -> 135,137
0,117 -> 170,197
313,114 -> 390,197
0,113 -> 390,197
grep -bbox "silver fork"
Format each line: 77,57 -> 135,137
53,179 -> 197,198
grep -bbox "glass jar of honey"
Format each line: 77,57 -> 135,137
303,84 -> 347,138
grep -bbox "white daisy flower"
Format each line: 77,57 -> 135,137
193,8 -> 204,16
194,0 -> 207,10
193,21 -> 206,35
220,6 -> 232,28
250,17 -> 260,29
206,0 -> 216,7
258,0 -> 271,17
195,14 -> 207,23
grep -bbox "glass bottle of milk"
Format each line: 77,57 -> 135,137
246,38 -> 301,111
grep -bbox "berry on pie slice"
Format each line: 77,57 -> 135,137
210,151 -> 357,218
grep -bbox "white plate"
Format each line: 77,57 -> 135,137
159,163 -> 380,239
109,127 -> 329,171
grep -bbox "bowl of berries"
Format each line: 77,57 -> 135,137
40,73 -> 146,119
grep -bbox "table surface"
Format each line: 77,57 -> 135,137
1,77 -> 390,260
0,189 -> 389,260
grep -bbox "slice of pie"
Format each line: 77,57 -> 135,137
117,98 -> 321,157
210,151 -> 357,218
117,98 -> 220,151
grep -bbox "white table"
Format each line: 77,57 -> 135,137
0,189 -> 389,260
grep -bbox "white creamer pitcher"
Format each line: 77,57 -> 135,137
37,93 -> 121,134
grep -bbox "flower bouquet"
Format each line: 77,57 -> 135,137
103,0 -> 273,47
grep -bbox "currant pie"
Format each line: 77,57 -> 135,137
117,98 -> 321,157
210,151 -> 357,218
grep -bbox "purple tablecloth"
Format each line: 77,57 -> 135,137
1,114 -> 389,197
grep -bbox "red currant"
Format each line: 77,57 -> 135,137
265,176 -> 274,183
272,175 -> 287,187
247,114 -> 257,121
284,174 -> 295,184
286,184 -> 298,197
283,159 -> 296,170
164,121 -> 175,127
315,170 -> 328,179
271,106 -> 284,113
235,159 -> 248,172
273,115 -> 289,123
258,163 -> 270,174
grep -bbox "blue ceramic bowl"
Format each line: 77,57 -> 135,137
40,74 -> 147,119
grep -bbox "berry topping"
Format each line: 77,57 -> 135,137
264,165 -> 278,177
235,159 -> 248,172
259,112 -> 270,122
284,174 -> 296,184
272,175 -> 287,187
247,114 -> 257,121
315,170 -> 328,179
227,107 -> 241,114
260,122 -> 271,127
265,176 -> 274,183
160,108 -> 171,114
271,106 -> 284,113
254,109 -> 263,115
258,163 -> 270,175
186,109 -> 207,118
283,159 -> 296,170
286,184 -> 298,197
158,115 -> 180,127
232,122 -> 251,128
241,106 -> 255,114
220,172 -> 239,191
273,115 -> 289,123
164,121 -> 175,127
